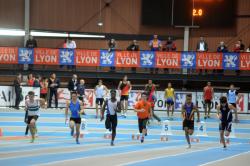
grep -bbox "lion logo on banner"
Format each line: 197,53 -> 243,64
61,50 -> 73,63
19,49 -> 32,62
141,53 -> 154,65
101,52 -> 113,65
224,55 -> 237,68
182,54 -> 195,67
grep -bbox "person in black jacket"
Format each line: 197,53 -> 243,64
127,40 -> 139,73
68,74 -> 78,93
48,73 -> 60,108
13,73 -> 22,110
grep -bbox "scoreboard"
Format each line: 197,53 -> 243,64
141,0 -> 236,27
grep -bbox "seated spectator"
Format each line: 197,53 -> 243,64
149,35 -> 162,51
27,73 -> 35,86
196,36 -> 208,52
127,40 -> 139,51
163,36 -> 176,51
217,41 -> 228,52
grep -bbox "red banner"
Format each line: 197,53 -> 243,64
34,48 -> 59,65
0,47 -> 18,64
239,53 -> 250,70
115,51 -> 139,67
75,49 -> 100,66
196,52 -> 223,69
155,52 -> 181,68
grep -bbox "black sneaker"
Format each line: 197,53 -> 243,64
140,136 -> 144,143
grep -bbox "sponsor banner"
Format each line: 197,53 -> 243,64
155,52 -> 181,68
115,51 -> 139,67
222,52 -> 239,70
59,48 -> 75,65
181,52 -> 196,69
140,51 -> 155,68
75,49 -> 100,66
84,89 -> 95,108
239,53 -> 250,70
0,47 -> 18,64
0,86 -> 39,107
18,48 -> 34,64
196,52 -> 223,69
34,48 -> 59,65
236,93 -> 248,113
100,50 -> 115,67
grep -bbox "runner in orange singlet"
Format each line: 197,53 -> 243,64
203,82 -> 214,119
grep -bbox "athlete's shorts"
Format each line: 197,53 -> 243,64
138,118 -> 148,133
219,121 -> 232,132
120,95 -> 129,101
27,115 -> 39,124
96,98 -> 104,105
166,98 -> 174,105
230,103 -> 237,108
70,117 -> 81,124
183,119 -> 194,130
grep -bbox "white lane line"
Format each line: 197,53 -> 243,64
118,143 -> 242,166
0,140 -> 182,160
34,140 -> 194,166
199,151 -> 250,166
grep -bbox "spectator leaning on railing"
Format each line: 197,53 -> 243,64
127,40 -> 139,73
246,44 -> 250,52
149,35 -> 162,74
233,40 -> 245,53
216,41 -> 228,74
163,36 -> 176,52
25,35 -> 37,70
196,37 -> 208,74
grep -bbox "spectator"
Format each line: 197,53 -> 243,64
246,44 -> 250,52
48,73 -> 60,108
33,75 -> 41,87
25,35 -> 37,70
149,35 -> 161,74
197,37 -> 208,74
25,35 -> 37,48
216,41 -> 228,74
233,40 -> 245,52
27,73 -> 35,86
196,36 -> 208,52
127,40 -> 139,73
68,74 -> 78,93
127,40 -> 139,51
66,38 -> 76,49
163,36 -> 176,51
13,73 -> 23,110
149,35 -> 162,51
40,77 -> 48,105
63,38 -> 69,48
77,79 -> 85,103
108,39 -> 116,72
108,39 -> 116,52
217,41 -> 228,52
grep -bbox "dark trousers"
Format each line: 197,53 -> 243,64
15,90 -> 21,108
49,90 -> 58,108
138,118 -> 148,133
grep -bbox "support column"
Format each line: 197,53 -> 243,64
24,0 -> 30,46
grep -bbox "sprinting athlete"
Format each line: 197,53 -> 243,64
25,91 -> 45,143
65,91 -> 85,144
216,96 -> 238,149
182,94 -> 200,149
101,89 -> 121,146
134,92 -> 152,143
